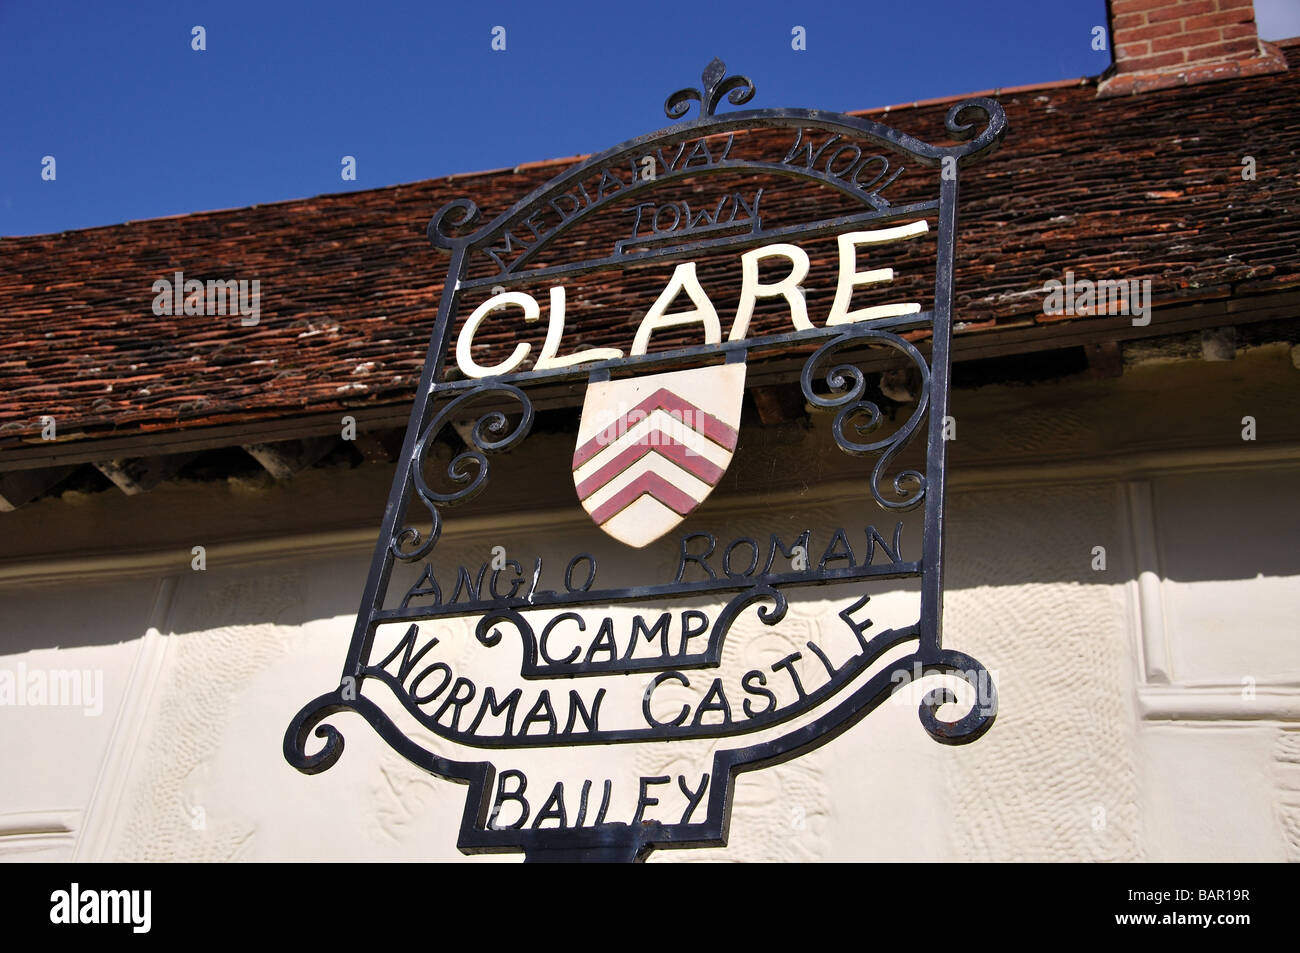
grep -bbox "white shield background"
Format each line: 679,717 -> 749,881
572,362 -> 746,547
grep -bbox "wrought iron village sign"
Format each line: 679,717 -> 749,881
286,60 -> 1007,861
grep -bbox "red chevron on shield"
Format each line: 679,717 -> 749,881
572,362 -> 746,547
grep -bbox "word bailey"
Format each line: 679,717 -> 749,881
455,220 -> 928,378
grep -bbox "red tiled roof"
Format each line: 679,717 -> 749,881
1,43 -> 1298,451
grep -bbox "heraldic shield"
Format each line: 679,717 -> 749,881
572,361 -> 746,547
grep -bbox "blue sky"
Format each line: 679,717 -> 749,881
0,0 -> 1233,237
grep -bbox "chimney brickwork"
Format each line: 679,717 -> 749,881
1100,0 -> 1287,96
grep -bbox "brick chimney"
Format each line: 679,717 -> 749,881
1099,0 -> 1287,96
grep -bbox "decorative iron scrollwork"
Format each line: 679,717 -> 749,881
665,57 -> 756,120
427,197 -> 482,250
942,98 -> 1007,162
800,330 -> 930,511
912,650 -> 998,745
392,384 -> 534,562
287,59 -> 1008,862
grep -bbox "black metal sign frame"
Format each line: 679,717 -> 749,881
285,60 -> 1007,862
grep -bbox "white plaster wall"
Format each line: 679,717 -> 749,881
0,463 -> 1296,862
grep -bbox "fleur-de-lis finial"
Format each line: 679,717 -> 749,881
664,57 -> 756,120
